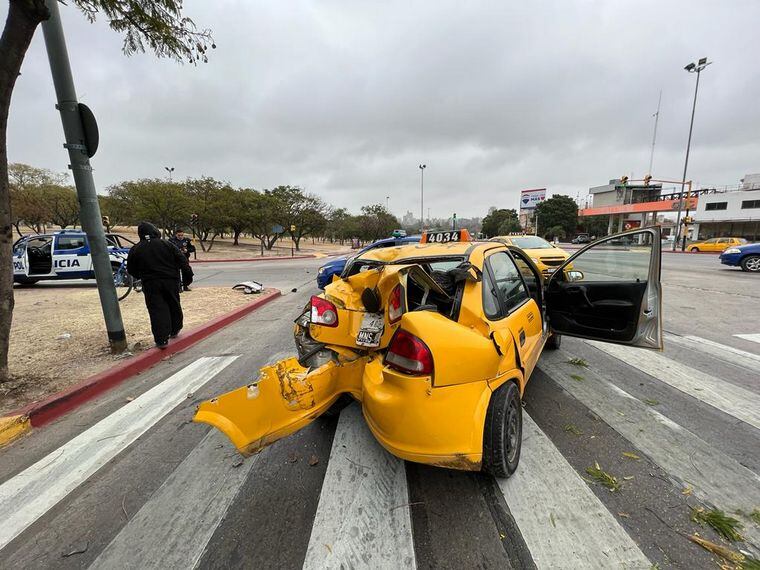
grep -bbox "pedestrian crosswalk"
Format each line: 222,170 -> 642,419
0,335 -> 758,569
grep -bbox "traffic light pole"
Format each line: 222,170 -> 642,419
42,0 -> 127,352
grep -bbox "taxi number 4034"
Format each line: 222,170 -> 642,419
356,312 -> 384,348
426,231 -> 463,243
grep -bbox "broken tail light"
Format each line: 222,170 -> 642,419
385,329 -> 434,376
311,295 -> 339,327
388,284 -> 404,324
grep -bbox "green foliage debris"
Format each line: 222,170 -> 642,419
566,357 -> 589,367
585,462 -> 621,492
691,507 -> 743,541
563,424 -> 583,436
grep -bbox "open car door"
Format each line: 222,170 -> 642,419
545,227 -> 662,349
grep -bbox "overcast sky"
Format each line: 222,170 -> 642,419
6,0 -> 760,219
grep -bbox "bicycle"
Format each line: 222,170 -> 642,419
113,256 -> 141,301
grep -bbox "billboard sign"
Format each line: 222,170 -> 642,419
623,219 -> 642,231
520,188 -> 546,210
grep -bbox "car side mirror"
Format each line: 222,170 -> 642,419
565,270 -> 584,282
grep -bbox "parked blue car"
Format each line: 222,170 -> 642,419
719,242 -> 760,273
317,236 -> 420,289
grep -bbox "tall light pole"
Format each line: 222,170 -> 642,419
386,195 -> 390,210
674,57 -> 711,251
165,166 -> 175,182
418,164 -> 426,232
648,90 -> 662,176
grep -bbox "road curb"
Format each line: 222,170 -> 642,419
1,288 -> 282,434
191,255 -> 315,263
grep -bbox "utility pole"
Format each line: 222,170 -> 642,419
648,90 -> 662,176
42,0 -> 127,352
418,164 -> 426,232
674,58 -> 711,251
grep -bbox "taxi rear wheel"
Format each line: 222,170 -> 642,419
690,247 -> 700,253
483,381 -> 522,478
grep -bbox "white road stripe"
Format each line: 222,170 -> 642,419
734,333 -> 760,345
303,403 -> 416,569
665,333 -> 760,372
0,356 -> 238,552
89,430 -> 258,570
498,414 -> 650,569
588,341 -> 760,430
538,351 -> 760,552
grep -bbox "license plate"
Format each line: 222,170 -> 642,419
356,312 -> 384,348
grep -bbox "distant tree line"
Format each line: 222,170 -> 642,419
9,163 -> 401,251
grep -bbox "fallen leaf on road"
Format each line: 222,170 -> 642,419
622,452 -> 640,460
62,542 -> 89,558
682,486 -> 693,496
618,512 -> 630,518
232,458 -> 244,468
688,534 -> 743,564
287,453 -> 299,464
125,396 -> 134,402
309,454 -> 319,466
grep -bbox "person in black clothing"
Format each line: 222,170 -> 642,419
168,229 -> 196,291
127,222 -> 194,348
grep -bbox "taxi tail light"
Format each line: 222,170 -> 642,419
388,284 -> 404,324
310,295 -> 338,327
385,329 -> 433,376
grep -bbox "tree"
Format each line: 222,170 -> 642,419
534,195 -> 578,239
184,177 -> 234,251
107,179 -> 191,237
44,185 -> 80,228
357,204 -> 399,241
8,163 -> 68,235
268,186 -> 328,251
1,1 -> 214,382
248,191 -> 283,251
228,188 -> 257,246
578,215 -> 609,238
482,208 -> 519,237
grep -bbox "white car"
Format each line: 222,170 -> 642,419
13,230 -> 134,285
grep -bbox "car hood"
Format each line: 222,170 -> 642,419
321,257 -> 349,270
521,247 -> 569,258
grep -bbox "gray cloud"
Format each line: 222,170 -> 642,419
6,0 -> 760,219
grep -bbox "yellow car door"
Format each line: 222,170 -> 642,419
482,250 -> 543,380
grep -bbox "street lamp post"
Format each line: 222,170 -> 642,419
674,57 -> 711,251
165,166 -> 175,182
419,164 -> 426,232
386,196 -> 390,210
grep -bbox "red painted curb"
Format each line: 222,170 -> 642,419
191,255 -> 315,263
6,289 -> 282,428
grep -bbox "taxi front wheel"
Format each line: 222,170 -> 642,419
483,381 -> 522,478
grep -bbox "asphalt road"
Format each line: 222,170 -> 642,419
2,252 -> 759,569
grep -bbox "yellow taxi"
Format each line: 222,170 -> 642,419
688,237 -> 747,253
194,228 -> 663,478
489,234 -> 570,275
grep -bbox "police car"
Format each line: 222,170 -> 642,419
12,230 -> 134,285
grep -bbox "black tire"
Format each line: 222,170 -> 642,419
321,393 -> 354,418
740,255 -> 760,273
482,381 -> 523,478
545,333 -> 561,350
690,247 -> 699,253
14,277 -> 39,286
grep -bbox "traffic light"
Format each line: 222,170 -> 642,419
643,175 -> 652,186
682,216 -> 693,224
101,215 -> 110,227
620,176 -> 629,185
190,213 -> 198,224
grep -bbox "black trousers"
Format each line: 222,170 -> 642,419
141,279 -> 183,343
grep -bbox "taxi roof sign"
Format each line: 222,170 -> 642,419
420,229 -> 472,244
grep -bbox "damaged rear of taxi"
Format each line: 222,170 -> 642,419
194,244 -> 490,469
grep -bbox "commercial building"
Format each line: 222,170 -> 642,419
579,179 -> 695,237
691,175 -> 760,241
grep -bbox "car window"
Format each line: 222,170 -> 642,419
27,236 -> 53,249
509,236 -> 554,249
717,238 -> 729,244
483,252 -> 529,319
105,235 -> 119,247
705,238 -> 718,244
57,235 -> 87,250
12,240 -> 27,255
560,233 -> 653,282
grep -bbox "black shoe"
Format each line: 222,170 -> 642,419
156,340 -> 169,349
170,329 -> 182,339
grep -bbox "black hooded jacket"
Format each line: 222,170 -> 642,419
127,222 -> 193,283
